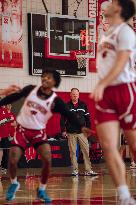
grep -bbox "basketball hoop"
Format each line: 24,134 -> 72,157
70,50 -> 90,70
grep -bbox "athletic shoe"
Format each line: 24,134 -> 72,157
6,182 -> 20,201
130,162 -> 136,169
84,170 -> 98,176
72,170 -> 79,176
119,197 -> 136,205
37,188 -> 52,203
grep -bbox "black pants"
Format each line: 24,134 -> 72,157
0,138 -> 11,168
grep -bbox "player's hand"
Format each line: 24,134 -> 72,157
4,85 -> 21,95
81,127 -> 91,137
62,131 -> 67,138
90,83 -> 105,102
11,121 -> 17,127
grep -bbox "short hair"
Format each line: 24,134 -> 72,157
41,69 -> 61,88
117,0 -> 136,21
71,88 -> 79,92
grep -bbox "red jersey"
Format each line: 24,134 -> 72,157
0,107 -> 16,139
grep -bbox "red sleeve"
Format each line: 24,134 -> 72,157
0,107 -> 10,139
0,109 -> 16,139
9,112 -> 16,137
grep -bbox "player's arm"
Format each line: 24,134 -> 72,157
0,85 -> 21,96
52,97 -> 91,136
91,28 -> 136,102
0,85 -> 35,106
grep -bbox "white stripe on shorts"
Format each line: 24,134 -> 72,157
96,104 -> 116,113
119,83 -> 134,120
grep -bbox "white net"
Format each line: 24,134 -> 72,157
76,54 -> 88,69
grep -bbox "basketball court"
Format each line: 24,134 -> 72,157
0,165 -> 136,205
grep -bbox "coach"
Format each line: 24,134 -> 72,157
60,88 -> 98,176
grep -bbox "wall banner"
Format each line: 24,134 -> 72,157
88,0 -> 111,72
0,0 -> 23,68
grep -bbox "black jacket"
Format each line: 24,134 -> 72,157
60,100 -> 91,134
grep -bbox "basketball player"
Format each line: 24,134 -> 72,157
0,106 -> 11,174
0,85 -> 20,96
2,0 -> 12,61
0,104 -> 16,173
97,0 -> 112,42
0,69 -> 90,203
11,0 -> 22,45
91,0 -> 136,204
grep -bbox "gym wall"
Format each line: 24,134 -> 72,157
0,0 -> 98,93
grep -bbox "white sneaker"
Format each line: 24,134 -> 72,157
119,197 -> 136,205
84,170 -> 98,176
72,170 -> 78,176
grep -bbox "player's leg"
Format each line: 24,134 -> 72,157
77,133 -> 98,176
121,82 -> 136,169
1,137 -> 12,173
36,143 -> 52,203
119,134 -> 126,158
9,45 -> 12,61
7,39 -> 12,61
6,146 -> 23,201
0,138 -> 7,174
129,149 -> 136,169
1,41 -> 4,60
124,130 -> 136,165
8,30 -> 12,61
8,146 -> 23,180
97,121 -> 132,201
1,37 -> 6,60
119,145 -> 126,158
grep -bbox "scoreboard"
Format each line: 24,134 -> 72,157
28,13 -> 47,75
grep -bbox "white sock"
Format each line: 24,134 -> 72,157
39,183 -> 47,190
117,185 -> 131,200
11,177 -> 18,184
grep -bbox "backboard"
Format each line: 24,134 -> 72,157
45,14 -> 93,60
28,13 -> 95,77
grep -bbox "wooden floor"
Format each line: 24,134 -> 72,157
0,164 -> 136,205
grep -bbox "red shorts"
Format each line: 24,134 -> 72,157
11,124 -> 48,150
95,82 -> 136,130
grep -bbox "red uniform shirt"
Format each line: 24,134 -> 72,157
0,107 -> 16,139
